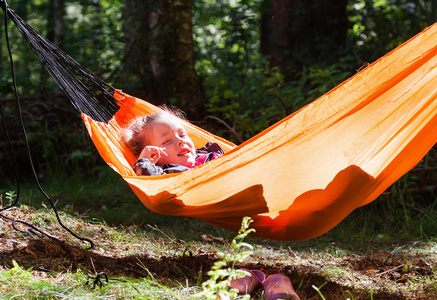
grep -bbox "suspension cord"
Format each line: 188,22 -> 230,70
0,94 -> 61,241
0,0 -> 93,249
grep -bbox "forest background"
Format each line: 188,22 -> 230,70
1,1 -> 437,298
1,0 -> 437,237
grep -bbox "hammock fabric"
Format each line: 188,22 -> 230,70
3,3 -> 437,241
84,22 -> 437,241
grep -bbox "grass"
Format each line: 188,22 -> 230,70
1,168 -> 437,299
0,262 -> 201,299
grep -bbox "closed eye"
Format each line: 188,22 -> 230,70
179,130 -> 187,137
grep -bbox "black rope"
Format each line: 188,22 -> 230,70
1,91 -> 62,242
85,272 -> 109,289
0,0 -> 93,249
0,98 -> 20,211
0,0 -> 121,124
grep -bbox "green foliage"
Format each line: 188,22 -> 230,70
348,0 -> 437,62
207,63 -> 351,142
0,0 -> 124,99
1,0 -> 437,236
62,0 -> 124,84
193,0 -> 267,141
193,0 -> 437,144
193,0 -> 262,76
4,191 -> 16,206
194,216 -> 255,300
0,101 -> 106,184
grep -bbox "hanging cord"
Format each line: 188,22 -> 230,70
85,259 -> 109,289
0,3 -> 59,239
0,96 -> 62,241
0,0 -> 120,124
85,272 -> 109,289
0,0 -> 93,249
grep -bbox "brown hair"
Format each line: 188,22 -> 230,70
123,106 -> 187,156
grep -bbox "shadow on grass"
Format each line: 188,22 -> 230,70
0,238 -> 413,300
3,167 -> 436,244
2,170 -> 437,299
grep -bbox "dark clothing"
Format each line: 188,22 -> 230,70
133,142 -> 224,176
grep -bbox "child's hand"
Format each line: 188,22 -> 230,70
139,146 -> 168,165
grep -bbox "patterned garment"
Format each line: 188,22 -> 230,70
133,142 -> 224,176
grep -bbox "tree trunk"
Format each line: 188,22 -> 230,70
122,0 -> 203,120
47,0 -> 64,46
260,0 -> 272,55
147,1 -> 174,102
122,0 -> 151,100
53,0 -> 64,46
266,0 -> 348,80
310,0 -> 348,51
171,0 -> 203,120
268,0 -> 301,79
44,0 -> 64,93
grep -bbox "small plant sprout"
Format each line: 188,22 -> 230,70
5,191 -> 17,206
194,216 -> 255,300
312,283 -> 327,300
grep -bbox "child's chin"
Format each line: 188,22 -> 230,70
182,160 -> 195,168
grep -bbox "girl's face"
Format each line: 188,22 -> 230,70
143,118 -> 196,167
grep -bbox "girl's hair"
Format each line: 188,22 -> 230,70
123,106 -> 186,156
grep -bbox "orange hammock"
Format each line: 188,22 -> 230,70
82,22 -> 437,241
3,2 -> 437,241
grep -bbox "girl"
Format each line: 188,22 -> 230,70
123,108 -> 223,176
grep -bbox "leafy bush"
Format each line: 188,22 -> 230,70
205,64 -> 351,143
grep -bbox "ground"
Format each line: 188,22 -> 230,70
0,205 -> 436,299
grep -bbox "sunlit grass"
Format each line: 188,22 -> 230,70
2,169 -> 437,299
1,202 -> 437,299
0,261 -> 201,299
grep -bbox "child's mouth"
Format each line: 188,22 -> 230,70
178,150 -> 190,156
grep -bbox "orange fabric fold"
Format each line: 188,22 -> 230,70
82,22 -> 437,241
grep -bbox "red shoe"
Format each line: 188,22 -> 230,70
228,268 -> 266,294
263,274 -> 300,300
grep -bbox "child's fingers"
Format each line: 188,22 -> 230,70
138,147 -> 150,159
139,146 -> 168,164
152,148 -> 167,164
158,148 -> 168,157
149,148 -> 162,163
